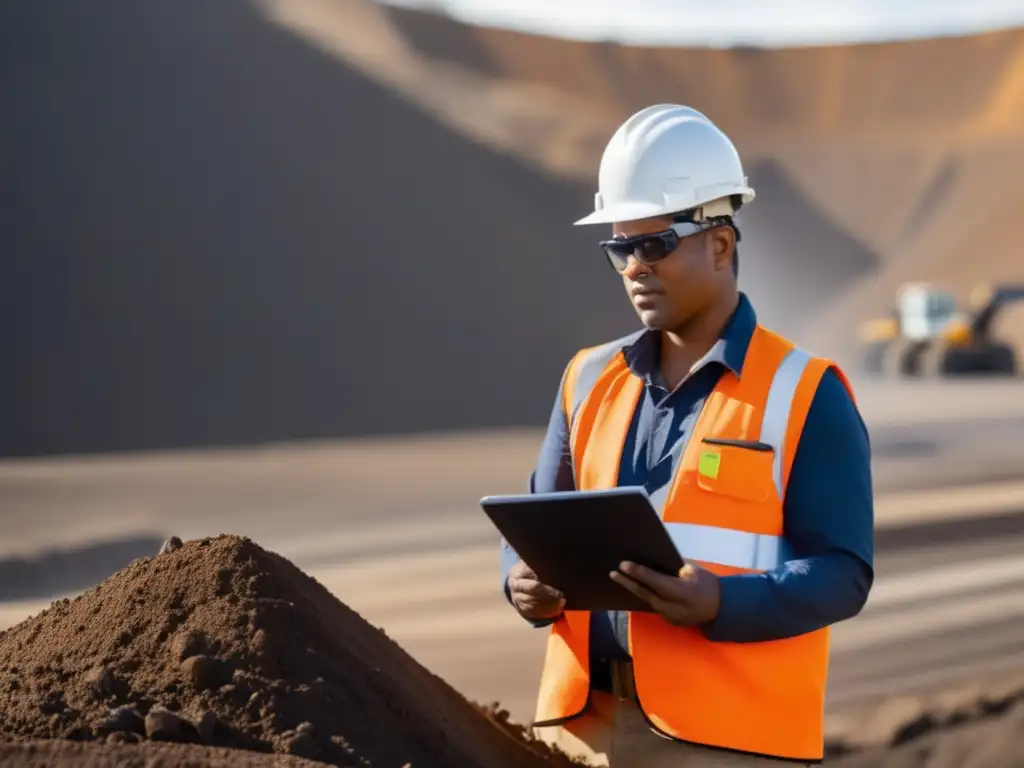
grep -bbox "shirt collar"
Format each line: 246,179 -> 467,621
622,292 -> 757,384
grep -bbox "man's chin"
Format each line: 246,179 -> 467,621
636,308 -> 672,330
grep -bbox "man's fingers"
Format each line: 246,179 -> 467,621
612,570 -> 697,625
619,561 -> 686,601
515,595 -> 566,613
512,592 -> 566,619
508,560 -> 538,581
510,577 -> 563,600
609,570 -> 666,611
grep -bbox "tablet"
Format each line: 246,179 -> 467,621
481,486 -> 684,612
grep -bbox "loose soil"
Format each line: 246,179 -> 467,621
0,535 -> 581,767
826,678 -> 1024,768
830,698 -> 1024,768
0,740 -> 326,767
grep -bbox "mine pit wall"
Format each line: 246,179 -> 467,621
0,0 -> 890,458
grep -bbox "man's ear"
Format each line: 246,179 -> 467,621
709,227 -> 735,272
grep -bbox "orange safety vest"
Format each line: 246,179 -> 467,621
533,324 -> 857,761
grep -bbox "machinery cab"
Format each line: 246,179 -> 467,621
859,281 -> 1021,377
894,282 -> 960,342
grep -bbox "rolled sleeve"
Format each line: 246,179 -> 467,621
703,368 -> 875,643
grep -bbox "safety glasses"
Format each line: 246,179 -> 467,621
599,220 -> 709,273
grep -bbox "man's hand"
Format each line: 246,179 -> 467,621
508,561 -> 566,620
610,561 -> 721,626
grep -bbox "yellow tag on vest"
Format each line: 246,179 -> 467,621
698,450 -> 721,479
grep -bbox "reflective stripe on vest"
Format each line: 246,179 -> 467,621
662,522 -> 789,572
563,334 -> 642,487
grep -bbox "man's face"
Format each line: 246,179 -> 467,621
610,215 -> 734,331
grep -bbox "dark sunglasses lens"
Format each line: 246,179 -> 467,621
603,244 -> 631,272
602,231 -> 677,272
636,235 -> 673,264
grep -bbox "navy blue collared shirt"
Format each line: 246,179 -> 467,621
501,293 -> 874,659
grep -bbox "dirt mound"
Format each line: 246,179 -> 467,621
0,740 -> 325,767
0,535 -> 580,767
830,699 -> 1024,768
825,675 -> 1024,768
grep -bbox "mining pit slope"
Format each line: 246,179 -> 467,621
6,0 -> 1024,457
317,0 -> 1024,353
0,0 -> 622,456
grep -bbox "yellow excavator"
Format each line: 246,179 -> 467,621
858,282 -> 1024,377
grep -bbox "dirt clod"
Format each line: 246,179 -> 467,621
285,731 -> 320,760
182,654 -> 228,691
195,710 -> 218,743
96,706 -> 145,737
170,630 -> 207,662
0,535 -> 579,767
159,536 -> 183,555
83,665 -> 117,699
144,706 -> 189,742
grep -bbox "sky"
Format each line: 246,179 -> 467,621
378,0 -> 1024,47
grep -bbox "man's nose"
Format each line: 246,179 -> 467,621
621,253 -> 654,280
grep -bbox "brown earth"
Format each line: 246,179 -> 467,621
831,699 -> 1024,768
0,740 -> 325,767
822,670 -> 1024,767
0,535 -> 580,768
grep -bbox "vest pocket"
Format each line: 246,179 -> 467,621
693,442 -> 775,503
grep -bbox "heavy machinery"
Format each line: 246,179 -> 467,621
858,282 -> 1024,377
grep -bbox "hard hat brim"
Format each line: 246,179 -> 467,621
573,201 -> 670,227
573,188 -> 755,227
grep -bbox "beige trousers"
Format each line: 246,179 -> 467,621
534,692 -> 814,767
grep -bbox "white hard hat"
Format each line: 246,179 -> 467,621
574,104 -> 755,226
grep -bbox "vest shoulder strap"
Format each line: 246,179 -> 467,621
560,332 -> 643,428
750,325 -> 857,497
780,352 -> 857,493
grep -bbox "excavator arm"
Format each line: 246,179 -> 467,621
967,284 -> 1024,341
